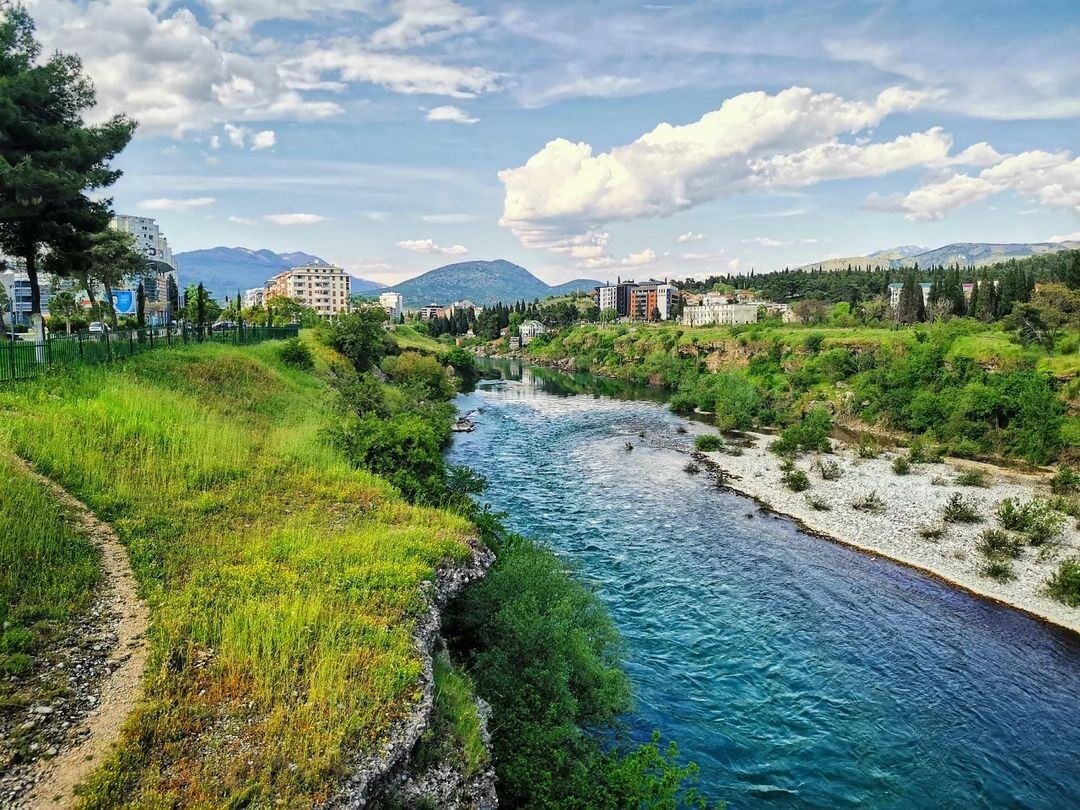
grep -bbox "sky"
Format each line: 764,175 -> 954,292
24,0 -> 1080,285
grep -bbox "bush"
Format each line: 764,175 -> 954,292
850,491 -> 885,512
942,493 -> 981,523
694,434 -> 723,452
325,308 -> 393,372
891,455 -> 911,475
816,458 -> 841,480
1046,557 -> 1080,606
805,494 -> 830,511
996,498 -> 1066,545
773,407 -> 832,456
856,437 -> 881,459
996,498 -> 1027,530
917,524 -> 946,540
278,337 -> 315,371
783,469 -> 811,492
955,469 -> 988,487
982,559 -> 1015,583
977,529 -> 1023,560
1050,467 -> 1080,495
381,352 -> 455,401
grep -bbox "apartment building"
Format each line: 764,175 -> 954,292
111,215 -> 178,316
417,303 -> 443,321
265,264 -> 351,317
681,302 -> 759,327
595,281 -> 636,317
630,281 -> 679,321
242,287 -> 265,309
379,291 -> 404,321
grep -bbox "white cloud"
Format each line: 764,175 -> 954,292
26,0 -> 343,136
679,250 -> 726,261
228,215 -> 255,224
677,232 -> 705,243
224,123 -> 248,147
200,0 -> 372,34
499,85 -> 939,255
282,45 -> 499,99
264,213 -> 327,225
137,196 -> 216,211
396,238 -> 469,255
419,213 -> 481,223
251,129 -> 277,149
621,249 -> 656,266
370,0 -> 486,50
426,105 -> 480,124
1049,231 -> 1080,243
521,75 -> 645,108
869,150 -> 1080,221
728,259 -> 742,271
209,135 -> 221,150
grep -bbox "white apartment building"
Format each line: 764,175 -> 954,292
379,291 -> 404,321
242,287 -> 265,309
111,214 -> 178,317
656,284 -> 678,320
519,319 -> 546,344
265,264 -> 351,317
681,302 -> 759,327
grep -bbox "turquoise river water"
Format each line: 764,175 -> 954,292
448,359 -> 1080,808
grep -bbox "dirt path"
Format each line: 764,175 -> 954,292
13,458 -> 149,809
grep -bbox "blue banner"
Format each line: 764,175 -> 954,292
112,289 -> 136,315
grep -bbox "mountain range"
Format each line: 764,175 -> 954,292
175,247 -> 383,299
383,259 -> 600,307
795,241 -> 1080,273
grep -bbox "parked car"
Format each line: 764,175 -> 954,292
88,321 -> 108,334
212,321 -> 237,332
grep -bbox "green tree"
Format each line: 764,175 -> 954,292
0,280 -> 10,333
136,281 -> 145,328
89,228 -> 146,328
326,307 -> 392,372
47,289 -> 79,333
0,7 -> 135,342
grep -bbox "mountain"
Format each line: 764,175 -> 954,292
795,241 -> 1079,273
175,247 -> 383,299
385,259 -> 601,307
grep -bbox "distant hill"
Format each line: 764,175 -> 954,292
175,247 -> 382,299
385,259 -> 600,307
794,241 -> 1080,273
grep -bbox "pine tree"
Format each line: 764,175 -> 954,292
0,8 -> 135,342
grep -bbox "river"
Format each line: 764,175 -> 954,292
448,358 -> 1080,808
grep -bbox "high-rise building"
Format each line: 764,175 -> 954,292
111,214 -> 178,321
379,291 -> 404,321
265,264 -> 351,317
595,280 -> 636,317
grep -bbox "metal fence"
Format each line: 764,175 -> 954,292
0,324 -> 299,383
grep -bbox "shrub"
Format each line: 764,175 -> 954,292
694,434 -> 723,452
381,352 -> 455,401
977,529 -> 1023,560
805,494 -> 830,511
773,407 -> 832,456
996,498 -> 1066,545
1050,467 -> 1080,495
917,524 -> 946,540
942,493 -> 981,523
278,337 -> 314,371
996,498 -> 1027,530
955,469 -> 988,487
1046,557 -> 1080,607
946,437 -> 982,459
857,437 -> 881,459
891,455 -> 911,475
816,458 -> 841,480
783,469 -> 811,492
850,491 -> 885,512
982,559 -> 1015,583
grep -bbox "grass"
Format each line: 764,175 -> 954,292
390,324 -> 445,353
0,456 -> 100,678
1046,557 -> 1080,606
941,493 -> 982,524
412,654 -> 488,780
0,339 -> 475,806
954,469 -> 989,487
693,434 -> 723,452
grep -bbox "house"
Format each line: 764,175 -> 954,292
681,302 -> 758,327
519,319 -> 546,344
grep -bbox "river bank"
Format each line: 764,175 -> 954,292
688,430 -> 1080,633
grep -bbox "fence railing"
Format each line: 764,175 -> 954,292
0,324 -> 299,383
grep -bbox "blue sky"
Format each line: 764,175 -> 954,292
27,0 -> 1080,284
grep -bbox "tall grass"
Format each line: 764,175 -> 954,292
0,455 -> 99,678
0,341 -> 474,806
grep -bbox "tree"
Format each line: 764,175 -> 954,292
896,271 -> 924,324
792,298 -> 828,325
89,228 -> 146,328
0,281 -> 9,334
48,289 -> 80,333
136,281 -> 146,328
0,7 -> 135,342
182,282 -> 221,326
326,308 -> 392,372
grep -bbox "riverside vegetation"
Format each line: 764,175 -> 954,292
0,309 -> 709,806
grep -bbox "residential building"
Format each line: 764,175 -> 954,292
681,302 -> 758,327
265,264 -> 351,317
519,319 -> 546,344
379,291 -> 404,321
112,214 -> 178,320
418,303 -> 443,321
1,268 -> 47,326
595,280 -> 636,317
888,282 -> 932,309
629,281 -> 679,321
242,288 -> 265,309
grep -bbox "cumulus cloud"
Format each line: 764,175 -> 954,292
264,213 -> 327,225
677,232 -> 705,243
426,105 -> 480,124
1049,231 -> 1080,243
370,0 -> 486,50
396,238 -> 469,255
137,196 -> 216,211
499,85 -> 940,256
621,249 -> 656,266
867,150 -> 1080,221
251,130 -> 277,149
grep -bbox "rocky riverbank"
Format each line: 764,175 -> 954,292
685,430 -> 1080,634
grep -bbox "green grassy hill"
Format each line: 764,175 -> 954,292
0,338 -> 476,805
